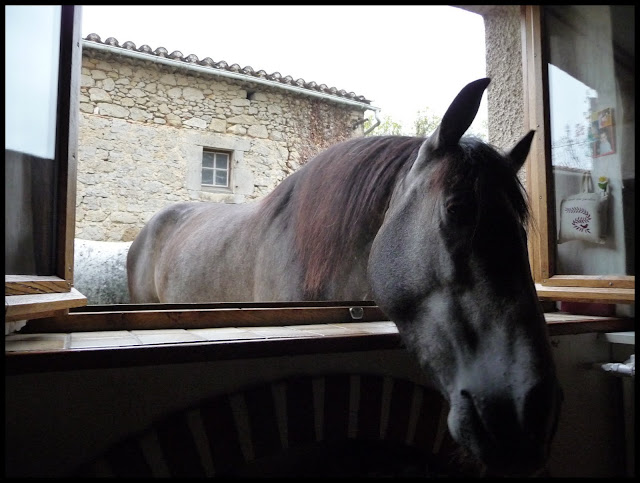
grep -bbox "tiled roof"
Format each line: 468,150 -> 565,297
83,33 -> 372,105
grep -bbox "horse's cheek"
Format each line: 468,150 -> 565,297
368,225 -> 429,321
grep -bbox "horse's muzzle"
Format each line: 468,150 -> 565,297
448,378 -> 562,476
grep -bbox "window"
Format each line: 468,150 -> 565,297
202,150 -> 230,188
521,5 -> 634,310
5,5 -> 87,322
5,6 -> 633,344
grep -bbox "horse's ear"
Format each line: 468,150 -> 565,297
410,78 -> 491,176
428,77 -> 491,150
508,130 -> 535,173
411,77 -> 491,177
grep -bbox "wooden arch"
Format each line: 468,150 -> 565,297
77,373 -> 483,477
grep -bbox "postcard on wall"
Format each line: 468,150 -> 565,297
590,107 -> 616,157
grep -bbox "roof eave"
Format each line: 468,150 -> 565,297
82,40 -> 379,112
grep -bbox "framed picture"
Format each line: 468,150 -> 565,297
591,108 -> 615,157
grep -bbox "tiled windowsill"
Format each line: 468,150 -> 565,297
5,322 -> 402,374
6,321 -> 398,352
5,314 -> 634,375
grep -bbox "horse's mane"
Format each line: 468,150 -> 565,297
258,135 -> 529,298
260,135 -> 423,298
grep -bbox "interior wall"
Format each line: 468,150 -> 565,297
5,334 -> 632,478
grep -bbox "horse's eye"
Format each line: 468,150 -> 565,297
444,196 -> 475,224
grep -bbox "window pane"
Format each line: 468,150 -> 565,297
215,170 -> 227,186
546,5 -> 634,276
215,153 -> 228,169
201,168 -> 213,185
5,6 -> 62,275
5,5 -> 61,159
202,152 -> 214,168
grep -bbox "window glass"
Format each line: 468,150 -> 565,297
201,151 -> 229,187
201,169 -> 213,185
545,5 -> 635,276
215,153 -> 228,169
202,152 -> 214,168
5,5 -> 62,275
5,5 -> 61,159
215,170 -> 227,186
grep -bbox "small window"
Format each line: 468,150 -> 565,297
201,150 -> 230,188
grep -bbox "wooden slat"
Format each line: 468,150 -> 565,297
199,396 -> 246,476
522,4 -> 553,283
356,375 -> 384,441
22,306 -> 389,332
411,387 -> 446,453
57,5 -> 83,285
286,376 -> 316,446
69,300 -> 379,312
5,275 -> 71,295
540,275 -> 634,289
154,414 -> 206,477
5,288 -> 87,322
244,385 -> 282,460
322,374 -> 350,442
384,378 -> 414,445
545,312 -> 635,336
536,284 -> 634,304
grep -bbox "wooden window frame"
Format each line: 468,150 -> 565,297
5,6 -> 87,322
520,5 -> 634,305
6,6 -> 633,343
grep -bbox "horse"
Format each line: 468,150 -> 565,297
127,78 -> 562,476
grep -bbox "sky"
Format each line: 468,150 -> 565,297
80,5 -> 487,134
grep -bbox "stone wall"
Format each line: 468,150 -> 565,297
77,48 -> 367,241
455,6 -> 526,183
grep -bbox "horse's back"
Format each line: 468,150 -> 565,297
128,201 -> 273,303
127,202 -> 199,303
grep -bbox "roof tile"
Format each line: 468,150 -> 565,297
82,33 -> 371,104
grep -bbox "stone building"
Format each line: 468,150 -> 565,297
77,34 -> 376,241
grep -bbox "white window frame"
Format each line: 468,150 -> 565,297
201,149 -> 231,188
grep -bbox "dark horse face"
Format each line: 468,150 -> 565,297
368,79 -> 562,476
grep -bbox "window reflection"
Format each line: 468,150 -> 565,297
546,5 -> 635,277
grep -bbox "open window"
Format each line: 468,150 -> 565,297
5,6 -> 634,351
521,5 -> 634,312
5,5 -> 87,323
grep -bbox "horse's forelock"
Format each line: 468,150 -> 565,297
430,138 -> 531,226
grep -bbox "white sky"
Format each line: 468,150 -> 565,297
81,5 -> 487,133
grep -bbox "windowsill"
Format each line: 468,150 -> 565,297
5,314 -> 634,375
535,284 -> 634,304
5,288 -> 88,322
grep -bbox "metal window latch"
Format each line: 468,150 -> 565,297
349,306 -> 364,320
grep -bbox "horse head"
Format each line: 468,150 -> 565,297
368,78 -> 562,475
